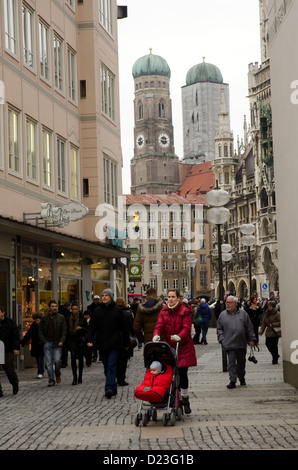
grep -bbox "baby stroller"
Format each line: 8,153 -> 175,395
134,341 -> 182,426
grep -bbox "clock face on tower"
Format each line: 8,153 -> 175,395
159,133 -> 170,148
136,134 -> 144,148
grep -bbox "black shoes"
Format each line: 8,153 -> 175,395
240,379 -> 246,386
117,381 -> 129,386
105,390 -> 117,399
13,385 -> 19,395
227,381 -> 236,389
182,396 -> 192,414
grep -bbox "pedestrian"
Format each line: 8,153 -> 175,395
59,302 -> 71,367
115,297 -> 135,386
152,289 -> 197,414
0,306 -> 20,397
66,302 -> 86,385
38,299 -> 67,387
259,301 -> 281,364
83,310 -> 92,367
87,295 -> 101,362
245,296 -> 263,343
196,298 -> 212,345
86,289 -> 130,399
133,287 -> 164,345
20,313 -> 44,378
217,295 -> 256,389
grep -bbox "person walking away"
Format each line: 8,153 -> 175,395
20,313 -> 44,378
87,295 -> 101,362
0,306 -> 20,397
259,301 -> 281,364
133,287 -> 164,345
196,298 -> 212,345
39,300 -> 67,387
217,296 -> 256,389
59,302 -> 71,368
245,296 -> 263,344
66,302 -> 86,384
152,289 -> 197,414
83,310 -> 92,367
86,289 -> 130,399
115,297 -> 135,386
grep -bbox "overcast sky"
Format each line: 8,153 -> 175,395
117,0 -> 261,194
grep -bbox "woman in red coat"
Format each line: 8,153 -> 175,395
152,289 -> 197,414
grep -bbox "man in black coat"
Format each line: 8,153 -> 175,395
0,306 -> 20,396
87,289 -> 130,399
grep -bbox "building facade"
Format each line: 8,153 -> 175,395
0,0 -> 128,363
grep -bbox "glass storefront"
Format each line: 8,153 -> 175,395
91,257 -> 110,297
57,250 -> 82,307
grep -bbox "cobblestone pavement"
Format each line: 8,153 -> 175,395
0,328 -> 297,452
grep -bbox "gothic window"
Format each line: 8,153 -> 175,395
159,102 -> 165,118
218,145 -> 222,158
260,187 -> 268,208
138,102 -> 143,120
224,145 -> 228,157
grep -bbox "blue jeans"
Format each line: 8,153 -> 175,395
201,321 -> 209,342
36,356 -> 44,375
44,342 -> 62,383
100,349 -> 119,392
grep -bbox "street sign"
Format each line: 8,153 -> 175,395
261,282 -> 269,298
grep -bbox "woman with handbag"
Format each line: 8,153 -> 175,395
259,301 -> 281,364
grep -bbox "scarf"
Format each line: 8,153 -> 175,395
69,313 -> 80,335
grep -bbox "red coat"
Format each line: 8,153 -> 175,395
153,303 -> 197,369
134,365 -> 173,402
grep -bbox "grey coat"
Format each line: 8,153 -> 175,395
217,307 -> 256,350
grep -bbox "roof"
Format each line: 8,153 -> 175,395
123,192 -> 206,206
132,51 -> 171,79
177,162 -> 215,197
186,60 -> 223,85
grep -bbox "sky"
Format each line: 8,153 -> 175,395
117,0 -> 262,195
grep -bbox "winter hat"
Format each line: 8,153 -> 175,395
102,288 -> 114,299
200,298 -> 206,303
150,361 -> 162,373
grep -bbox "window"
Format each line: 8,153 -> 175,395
68,47 -> 77,103
200,271 -> 208,286
26,119 -> 37,181
182,279 -> 188,290
70,145 -> 79,199
162,244 -> 168,253
54,34 -> 64,93
161,227 -> 168,238
172,244 -> 177,253
148,228 -> 156,239
39,21 -> 50,81
98,0 -> 113,35
22,3 -> 34,68
101,64 -> 115,120
173,279 -> 179,289
42,128 -> 52,188
149,244 -> 155,254
66,0 -> 75,10
103,156 -> 118,207
4,0 -> 17,55
8,107 -> 21,174
163,261 -> 168,270
163,280 -> 169,291
57,137 -> 66,194
200,254 -> 206,264
172,261 -> 179,270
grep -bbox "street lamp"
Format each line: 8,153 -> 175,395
206,188 -> 230,373
206,189 -> 231,303
151,263 -> 160,293
240,224 -> 256,297
186,252 -> 197,298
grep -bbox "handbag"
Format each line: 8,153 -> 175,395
273,327 -> 281,337
195,315 -> 203,328
129,336 -> 138,349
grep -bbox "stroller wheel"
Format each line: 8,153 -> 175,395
134,413 -> 141,427
170,410 -> 176,426
152,409 -> 157,421
142,413 -> 148,427
176,406 -> 183,421
162,413 -> 168,426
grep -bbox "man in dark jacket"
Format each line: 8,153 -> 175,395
133,288 -> 163,345
87,289 -> 130,399
0,306 -> 20,396
39,300 -> 67,387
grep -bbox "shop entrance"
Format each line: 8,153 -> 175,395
0,258 -> 9,314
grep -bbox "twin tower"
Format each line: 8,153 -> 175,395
130,50 -> 231,195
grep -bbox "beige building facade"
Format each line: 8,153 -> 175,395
0,0 -> 128,362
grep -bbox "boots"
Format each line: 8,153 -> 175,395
182,396 -> 191,414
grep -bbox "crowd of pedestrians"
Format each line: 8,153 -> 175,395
0,289 -> 281,408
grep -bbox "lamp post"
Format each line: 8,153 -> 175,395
240,224 -> 256,297
186,252 -> 197,299
221,244 -> 232,292
206,187 -> 230,373
151,263 -> 160,293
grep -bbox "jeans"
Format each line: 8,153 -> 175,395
100,349 -> 119,392
44,342 -> 62,383
36,356 -> 44,375
201,321 -> 209,342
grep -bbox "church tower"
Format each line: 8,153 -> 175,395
130,50 -> 180,194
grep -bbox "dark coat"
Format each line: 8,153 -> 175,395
65,312 -> 86,352
20,321 -> 44,357
153,302 -> 197,369
120,305 -> 135,358
0,316 -> 20,352
87,300 -> 130,352
38,312 -> 67,348
133,298 -> 164,344
196,303 -> 212,323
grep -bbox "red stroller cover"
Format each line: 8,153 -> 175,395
134,365 -> 173,403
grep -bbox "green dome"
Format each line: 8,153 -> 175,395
186,60 -> 223,85
132,51 -> 171,79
